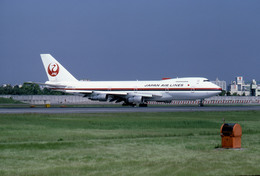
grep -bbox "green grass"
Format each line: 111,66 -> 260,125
0,111 -> 260,176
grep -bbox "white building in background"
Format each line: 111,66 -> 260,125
228,76 -> 260,96
211,78 -> 226,91
229,76 -> 250,96
250,79 -> 260,96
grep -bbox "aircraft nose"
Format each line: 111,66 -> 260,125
216,85 -> 222,91
211,82 -> 222,93
214,84 -> 222,94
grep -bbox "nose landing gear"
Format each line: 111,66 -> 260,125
199,99 -> 204,107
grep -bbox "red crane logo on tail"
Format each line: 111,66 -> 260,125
48,63 -> 59,77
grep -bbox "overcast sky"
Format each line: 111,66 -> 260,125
1,0 -> 260,85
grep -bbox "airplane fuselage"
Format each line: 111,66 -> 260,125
48,77 -> 222,103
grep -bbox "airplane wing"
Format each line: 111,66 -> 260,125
65,90 -> 93,94
93,91 -> 127,96
129,93 -> 153,98
139,93 -> 162,97
92,91 -> 162,98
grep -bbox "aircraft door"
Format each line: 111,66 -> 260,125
191,86 -> 195,93
165,87 -> 169,93
134,86 -> 138,93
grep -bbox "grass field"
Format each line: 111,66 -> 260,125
0,111 -> 260,176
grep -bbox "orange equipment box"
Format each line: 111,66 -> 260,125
220,123 -> 242,148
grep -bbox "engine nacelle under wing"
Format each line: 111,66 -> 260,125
89,94 -> 108,101
127,96 -> 143,104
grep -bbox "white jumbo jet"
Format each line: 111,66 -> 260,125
39,54 -> 222,107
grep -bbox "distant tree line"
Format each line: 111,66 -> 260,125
0,83 -> 67,95
220,90 -> 247,96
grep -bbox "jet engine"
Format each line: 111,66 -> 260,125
127,96 -> 143,104
89,94 -> 108,101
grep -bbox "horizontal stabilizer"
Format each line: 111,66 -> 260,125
28,82 -> 67,88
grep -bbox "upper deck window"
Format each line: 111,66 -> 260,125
203,79 -> 210,82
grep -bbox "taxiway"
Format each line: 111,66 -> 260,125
0,105 -> 260,114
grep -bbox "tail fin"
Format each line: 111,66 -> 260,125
40,54 -> 78,83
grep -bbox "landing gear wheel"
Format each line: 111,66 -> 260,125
122,103 -> 137,107
139,103 -> 148,107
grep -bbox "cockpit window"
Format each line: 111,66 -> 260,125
203,79 -> 210,82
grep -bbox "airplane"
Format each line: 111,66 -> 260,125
39,54 -> 222,107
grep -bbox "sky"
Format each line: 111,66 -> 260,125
1,0 -> 260,85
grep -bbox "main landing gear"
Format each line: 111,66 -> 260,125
139,103 -> 148,107
122,103 -> 136,107
122,103 -> 148,107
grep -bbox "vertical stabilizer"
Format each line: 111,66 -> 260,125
40,54 -> 78,83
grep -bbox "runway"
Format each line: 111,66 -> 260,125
0,105 -> 260,114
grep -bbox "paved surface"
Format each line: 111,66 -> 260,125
0,105 -> 260,114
